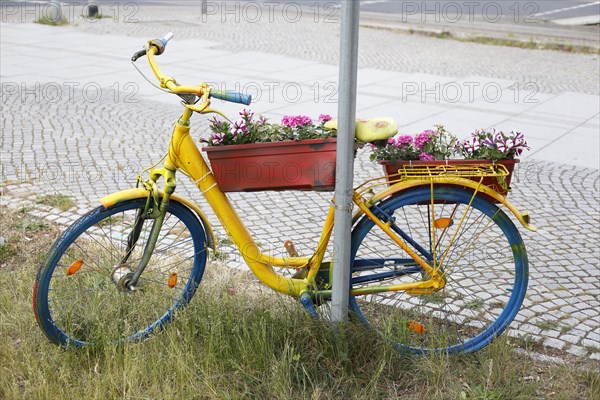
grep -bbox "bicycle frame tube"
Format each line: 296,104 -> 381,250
164,109 -> 326,297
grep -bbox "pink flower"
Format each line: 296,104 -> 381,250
419,152 -> 435,161
414,131 -> 431,149
319,114 -> 333,123
282,115 -> 313,128
395,135 -> 413,147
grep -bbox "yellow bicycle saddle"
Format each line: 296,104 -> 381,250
324,117 -> 398,143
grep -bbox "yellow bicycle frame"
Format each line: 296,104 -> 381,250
101,44 -> 536,300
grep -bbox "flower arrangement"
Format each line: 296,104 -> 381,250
455,129 -> 529,160
203,110 -> 335,147
371,126 -> 530,163
370,124 -> 458,162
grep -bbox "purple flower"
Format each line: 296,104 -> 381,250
497,139 -> 508,153
319,114 -> 333,123
419,152 -> 435,161
211,134 -> 224,145
482,136 -> 495,148
258,115 -> 269,125
509,131 -> 528,149
230,119 -> 247,135
463,137 -> 480,153
239,108 -> 254,120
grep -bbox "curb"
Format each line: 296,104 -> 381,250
360,12 -> 600,53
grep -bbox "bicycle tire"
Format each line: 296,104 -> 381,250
33,199 -> 207,347
349,185 -> 528,354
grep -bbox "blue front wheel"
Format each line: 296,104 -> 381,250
349,186 -> 528,354
33,199 -> 208,347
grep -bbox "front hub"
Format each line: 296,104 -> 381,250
112,264 -> 136,291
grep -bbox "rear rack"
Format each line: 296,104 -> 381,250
355,163 -> 511,197
391,163 -> 509,180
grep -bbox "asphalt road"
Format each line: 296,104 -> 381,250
10,0 -> 600,22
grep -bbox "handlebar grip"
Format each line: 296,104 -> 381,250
131,48 -> 147,62
210,90 -> 252,106
157,32 -> 174,48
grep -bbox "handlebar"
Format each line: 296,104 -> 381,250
131,32 -> 251,107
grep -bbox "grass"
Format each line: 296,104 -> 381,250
464,299 -> 485,310
0,243 -> 17,264
453,35 -> 600,54
535,319 -> 561,331
362,24 -> 600,55
88,14 -> 112,20
561,325 -> 574,334
36,194 -> 75,211
15,220 -> 46,233
0,206 -> 598,399
34,16 -> 68,26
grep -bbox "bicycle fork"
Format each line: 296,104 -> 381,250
112,166 -> 177,291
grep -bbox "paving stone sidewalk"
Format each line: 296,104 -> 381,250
1,10 -> 599,360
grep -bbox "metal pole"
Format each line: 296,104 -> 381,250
331,0 -> 360,322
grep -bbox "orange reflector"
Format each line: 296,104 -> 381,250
168,272 -> 177,288
434,217 -> 453,229
407,321 -> 427,334
66,259 -> 83,276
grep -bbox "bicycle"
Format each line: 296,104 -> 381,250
33,33 -> 535,354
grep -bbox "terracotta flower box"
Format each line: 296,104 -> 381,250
380,159 -> 519,197
203,138 -> 337,192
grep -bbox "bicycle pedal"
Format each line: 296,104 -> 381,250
284,240 -> 299,257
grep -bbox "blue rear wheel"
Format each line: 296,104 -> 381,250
349,186 -> 528,354
34,199 -> 207,347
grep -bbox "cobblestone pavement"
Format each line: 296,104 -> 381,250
2,84 -> 599,359
1,6 -> 599,360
